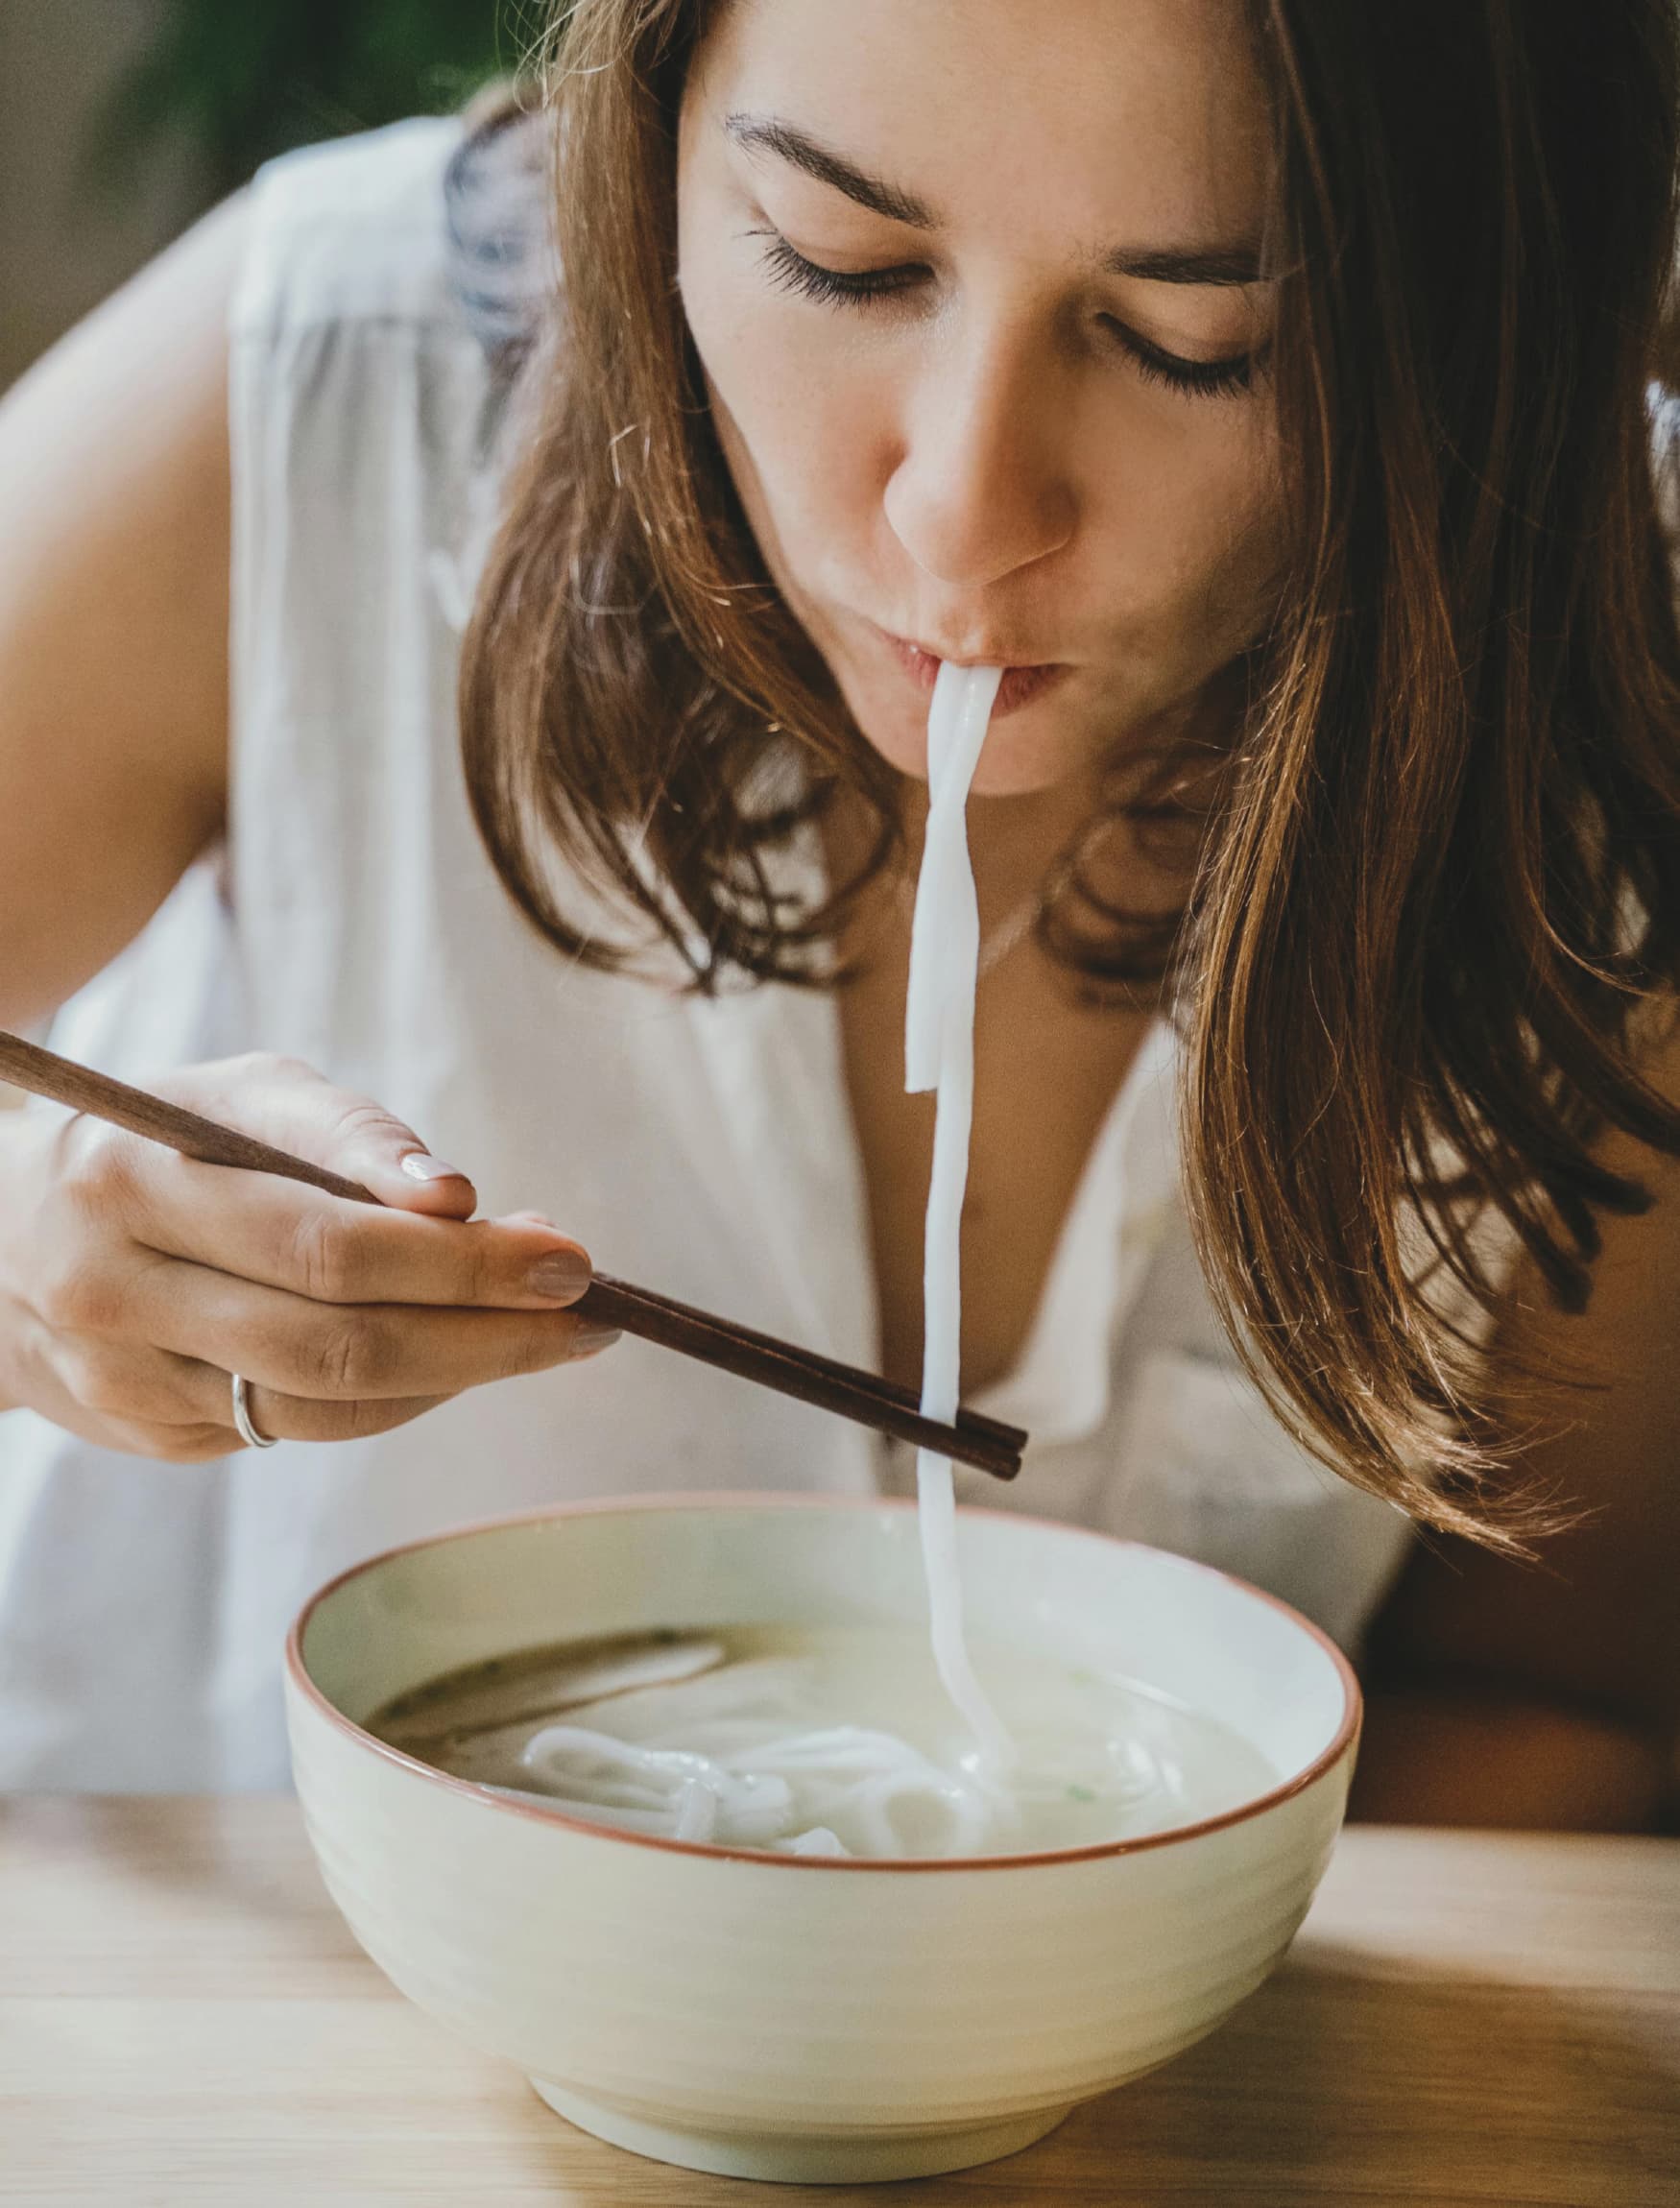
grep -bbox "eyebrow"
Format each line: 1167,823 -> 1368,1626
724,111 -> 1264,287
725,113 -> 935,228
1104,243 -> 1262,287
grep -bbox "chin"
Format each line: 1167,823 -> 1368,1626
967,738 -> 1081,799
854,700 -> 1091,798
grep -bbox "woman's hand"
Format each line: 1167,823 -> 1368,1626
0,1053 -> 615,1460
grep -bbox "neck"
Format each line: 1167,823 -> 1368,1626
893,760 -> 1106,938
823,668 -> 1238,968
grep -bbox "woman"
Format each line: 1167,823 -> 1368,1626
0,0 -> 1675,1812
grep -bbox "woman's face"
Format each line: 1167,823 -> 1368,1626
677,0 -> 1284,798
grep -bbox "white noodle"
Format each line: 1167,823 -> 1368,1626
903,661 -> 1014,1768
514,1692 -> 992,1856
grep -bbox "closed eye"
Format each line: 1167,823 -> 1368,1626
1102,317 -> 1259,399
751,232 -> 1260,401
754,229 -> 924,306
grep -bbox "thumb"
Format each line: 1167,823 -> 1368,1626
164,1054 -> 479,1219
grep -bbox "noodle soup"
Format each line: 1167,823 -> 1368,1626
289,1499 -> 1360,2182
369,1621 -> 1277,1859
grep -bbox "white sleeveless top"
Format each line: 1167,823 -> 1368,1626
0,120 -> 1413,1789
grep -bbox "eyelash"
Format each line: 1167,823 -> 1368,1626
752,232 -> 1257,401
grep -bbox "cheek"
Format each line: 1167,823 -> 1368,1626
1198,437 -> 1288,649
1100,404 -> 1285,656
681,252 -> 888,583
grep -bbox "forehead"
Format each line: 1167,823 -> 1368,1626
695,0 -> 1269,252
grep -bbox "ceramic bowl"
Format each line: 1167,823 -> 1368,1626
286,1495 -> 1358,2184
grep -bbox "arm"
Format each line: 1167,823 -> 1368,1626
1353,1027 -> 1680,1831
0,193 -> 243,1029
0,202 -> 613,1449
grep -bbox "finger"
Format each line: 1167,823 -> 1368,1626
119,1151 -> 593,1310
117,1250 -> 622,1401
224,1336 -> 618,1450
151,1054 -> 479,1219
36,1311 -> 465,1451
225,1375 -> 457,1447
13,1308 -> 240,1463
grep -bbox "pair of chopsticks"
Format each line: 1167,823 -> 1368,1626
0,1032 -> 1025,1480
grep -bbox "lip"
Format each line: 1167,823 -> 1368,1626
876,628 -> 1070,718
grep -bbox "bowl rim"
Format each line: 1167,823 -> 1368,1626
285,1491 -> 1361,1874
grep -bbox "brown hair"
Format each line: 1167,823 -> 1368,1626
460,1 -> 1680,1541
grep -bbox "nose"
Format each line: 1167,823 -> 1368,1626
882,316 -> 1077,593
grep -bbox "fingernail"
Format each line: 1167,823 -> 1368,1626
400,1152 -> 468,1183
528,1249 -> 593,1304
571,1323 -> 622,1357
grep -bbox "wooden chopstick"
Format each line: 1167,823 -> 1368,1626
0,1032 -> 1025,1480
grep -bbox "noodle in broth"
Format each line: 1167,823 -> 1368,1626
370,1623 -> 1278,1858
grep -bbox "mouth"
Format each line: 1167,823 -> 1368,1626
877,630 -> 1070,718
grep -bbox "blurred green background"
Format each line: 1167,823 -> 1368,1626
0,0 -> 521,391
99,0 -> 521,196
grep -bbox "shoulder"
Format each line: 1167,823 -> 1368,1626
441,98 -> 557,362
234,118 -> 461,337
231,108 -> 553,364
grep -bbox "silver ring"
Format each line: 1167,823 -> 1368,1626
230,1372 -> 278,1451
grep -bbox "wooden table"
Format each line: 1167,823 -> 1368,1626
1,1801 -> 1675,2207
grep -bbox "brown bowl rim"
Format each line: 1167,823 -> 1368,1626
285,1491 -> 1361,1874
